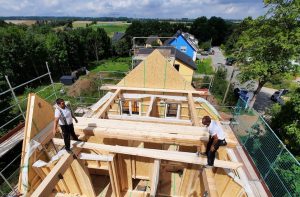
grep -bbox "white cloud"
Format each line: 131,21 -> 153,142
0,0 -> 266,19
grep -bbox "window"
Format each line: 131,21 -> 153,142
165,103 -> 180,118
131,101 -> 139,115
180,46 -> 187,53
174,64 -> 180,71
121,100 -> 130,114
120,100 -> 140,115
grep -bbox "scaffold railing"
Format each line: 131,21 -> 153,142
231,98 -> 300,197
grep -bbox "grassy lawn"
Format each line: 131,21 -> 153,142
91,22 -> 130,37
89,57 -> 131,73
72,21 -> 130,37
196,58 -> 214,74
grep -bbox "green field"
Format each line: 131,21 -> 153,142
72,21 -> 130,37
89,57 -> 131,73
196,58 -> 214,74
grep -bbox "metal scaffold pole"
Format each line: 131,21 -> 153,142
5,75 -> 26,120
46,62 -> 57,99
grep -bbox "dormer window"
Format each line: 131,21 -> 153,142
180,46 -> 187,53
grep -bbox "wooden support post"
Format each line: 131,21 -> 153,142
96,88 -> 121,118
31,152 -> 74,196
202,168 -> 219,197
150,159 -> 160,197
188,93 -> 200,126
108,154 -> 121,197
124,155 -> 133,190
146,96 -> 155,116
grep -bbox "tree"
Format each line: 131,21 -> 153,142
224,17 -> 253,55
235,0 -> 299,107
112,39 -> 130,56
271,88 -> 300,157
190,16 -> 232,46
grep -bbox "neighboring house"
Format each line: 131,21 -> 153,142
112,32 -> 125,44
145,35 -> 163,47
133,47 -> 197,83
164,30 -> 199,61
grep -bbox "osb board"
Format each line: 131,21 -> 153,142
19,93 -> 54,193
117,50 -> 195,90
214,168 -> 230,196
178,165 -> 204,196
221,178 -> 243,197
157,165 -> 183,196
134,157 -> 154,178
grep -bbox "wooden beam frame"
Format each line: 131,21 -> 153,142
53,139 -> 242,169
95,88 -> 121,118
108,114 -> 192,126
31,152 -> 75,196
188,93 -> 200,126
108,154 -> 121,197
101,85 -> 210,96
150,159 -> 160,197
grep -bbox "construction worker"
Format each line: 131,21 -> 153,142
53,98 -> 80,152
200,116 -> 227,167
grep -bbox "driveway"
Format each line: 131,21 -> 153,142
209,47 -> 235,80
253,87 -> 277,114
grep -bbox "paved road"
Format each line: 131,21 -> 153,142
253,87 -> 277,114
209,47 -> 236,81
202,47 -> 277,114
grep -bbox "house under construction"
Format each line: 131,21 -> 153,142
17,50 -> 268,196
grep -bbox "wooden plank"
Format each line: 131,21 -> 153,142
150,159 -> 160,197
111,154 -> 121,197
101,85 -> 209,95
75,126 -> 204,147
53,139 -> 243,170
70,157 -> 96,197
74,117 -> 237,148
202,168 -> 219,197
108,155 -> 121,197
31,152 -> 74,197
188,93 -> 200,126
19,94 -> 56,194
95,88 -> 121,118
146,96 -> 156,116
108,114 -> 192,125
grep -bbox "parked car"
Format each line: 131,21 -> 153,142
200,51 -> 209,56
209,49 -> 215,55
271,89 -> 288,105
225,57 -> 236,66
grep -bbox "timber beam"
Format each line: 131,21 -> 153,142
100,85 -> 210,96
52,138 -> 243,170
31,151 -> 76,197
95,88 -> 121,118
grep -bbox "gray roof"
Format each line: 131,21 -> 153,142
145,35 -> 160,44
136,48 -> 197,70
164,30 -> 199,51
112,32 -> 125,43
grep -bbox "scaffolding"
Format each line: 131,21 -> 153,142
231,98 -> 300,196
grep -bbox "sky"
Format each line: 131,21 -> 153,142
0,0 -> 267,19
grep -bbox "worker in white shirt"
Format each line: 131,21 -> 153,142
201,116 -> 227,167
53,98 -> 80,152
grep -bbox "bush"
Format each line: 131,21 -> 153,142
210,68 -> 237,105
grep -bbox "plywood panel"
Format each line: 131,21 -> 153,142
19,94 -> 55,194
118,50 -> 195,90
